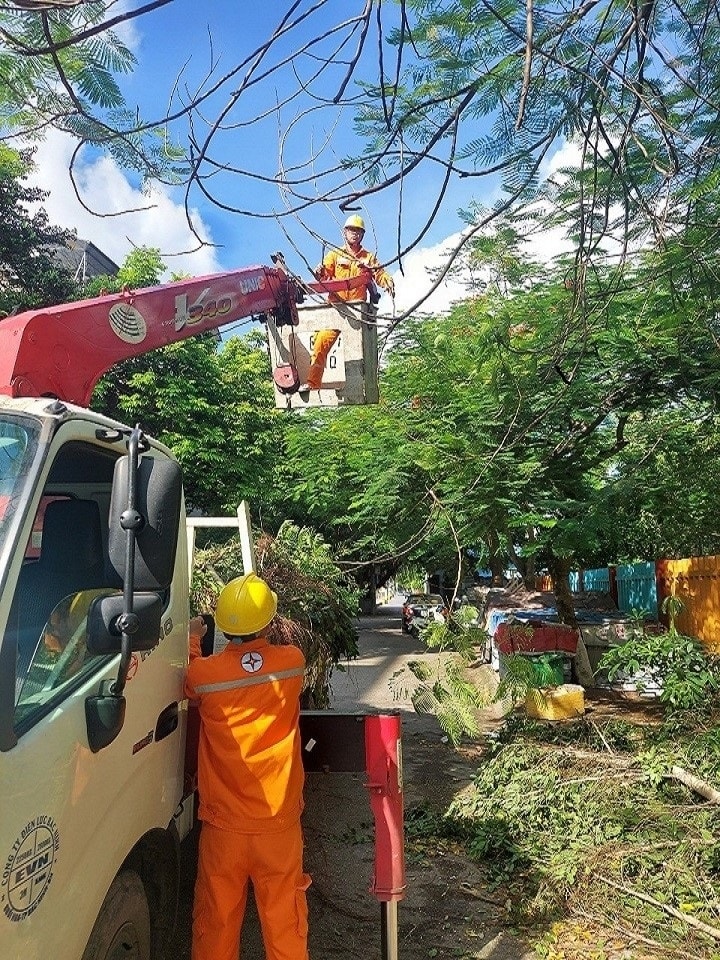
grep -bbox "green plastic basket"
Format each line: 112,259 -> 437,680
527,653 -> 564,687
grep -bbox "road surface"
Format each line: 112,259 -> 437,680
328,604 -> 446,717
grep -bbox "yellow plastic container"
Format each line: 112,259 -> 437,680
525,684 -> 585,720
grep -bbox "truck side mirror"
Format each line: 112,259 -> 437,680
106,455 -> 182,591
84,591 -> 162,752
86,593 -> 163,655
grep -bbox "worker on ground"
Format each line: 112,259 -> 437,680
314,214 -> 395,303
185,574 -> 310,960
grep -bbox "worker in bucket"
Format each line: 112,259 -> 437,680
185,574 -> 310,960
314,214 -> 395,303
301,214 -> 394,393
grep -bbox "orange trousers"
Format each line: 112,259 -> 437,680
305,329 -> 341,389
192,820 -> 311,960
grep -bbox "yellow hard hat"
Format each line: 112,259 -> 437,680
344,214 -> 365,231
215,573 -> 278,636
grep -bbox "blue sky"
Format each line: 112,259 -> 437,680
25,3 -> 569,315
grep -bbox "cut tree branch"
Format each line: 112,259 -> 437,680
596,873 -> 720,942
669,765 -> 720,804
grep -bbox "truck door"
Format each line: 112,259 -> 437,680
0,422 -> 188,960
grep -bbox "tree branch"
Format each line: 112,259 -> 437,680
596,873 -> 720,942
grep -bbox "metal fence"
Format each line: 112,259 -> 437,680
616,562 -> 657,618
580,567 -> 612,595
657,556 -> 720,653
542,556 -> 720,651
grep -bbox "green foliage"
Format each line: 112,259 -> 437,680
332,247 -> 720,583
419,612 -> 484,657
437,719 -> 720,950
396,609 -> 489,745
282,399 -> 460,594
190,521 -> 359,708
358,0 -> 720,287
0,146 -> 76,315
397,565 -> 427,592
79,237 -> 720,609
597,406 -> 720,560
259,522 -> 360,708
81,247 -> 166,298
599,624 -> 720,716
493,653 -> 560,706
404,802 -> 469,850
496,713 -> 645,754
0,7 -> 185,182
321,4 -> 720,580
407,655 -> 484,745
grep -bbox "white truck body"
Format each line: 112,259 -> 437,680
0,266 -> 382,959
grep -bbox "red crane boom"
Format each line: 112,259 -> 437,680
0,265 -> 299,406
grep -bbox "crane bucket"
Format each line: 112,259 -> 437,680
265,300 -> 379,409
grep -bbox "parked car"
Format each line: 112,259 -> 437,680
401,593 -> 447,636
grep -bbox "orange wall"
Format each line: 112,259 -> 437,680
656,556 -> 720,654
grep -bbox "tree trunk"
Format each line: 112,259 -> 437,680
485,530 -> 506,586
548,556 -> 576,626
507,526 -> 537,589
359,563 -> 377,615
515,526 -> 535,590
522,554 -> 536,590
549,555 -> 594,687
489,555 -> 505,586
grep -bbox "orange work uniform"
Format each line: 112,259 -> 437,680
319,243 -> 393,302
185,633 -> 310,960
304,328 -> 341,390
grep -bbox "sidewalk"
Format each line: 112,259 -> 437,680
301,612 -> 534,959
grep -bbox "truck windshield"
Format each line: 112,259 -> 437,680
0,415 -> 42,560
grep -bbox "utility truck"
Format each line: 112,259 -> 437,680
0,264 -> 386,960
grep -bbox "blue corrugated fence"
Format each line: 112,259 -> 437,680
579,567 -> 611,594
616,562 -> 657,618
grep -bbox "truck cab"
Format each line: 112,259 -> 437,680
0,395 -> 190,960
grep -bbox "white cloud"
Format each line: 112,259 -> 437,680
25,129 -> 223,279
522,213 -> 574,266
541,138 -> 583,181
385,230 -> 472,317
105,0 -> 142,52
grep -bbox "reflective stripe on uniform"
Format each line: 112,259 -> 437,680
193,666 -> 305,694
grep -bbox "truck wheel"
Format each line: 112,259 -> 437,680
81,869 -> 151,960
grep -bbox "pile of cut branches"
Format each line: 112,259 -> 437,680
190,520 -> 359,707
423,715 -> 720,959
